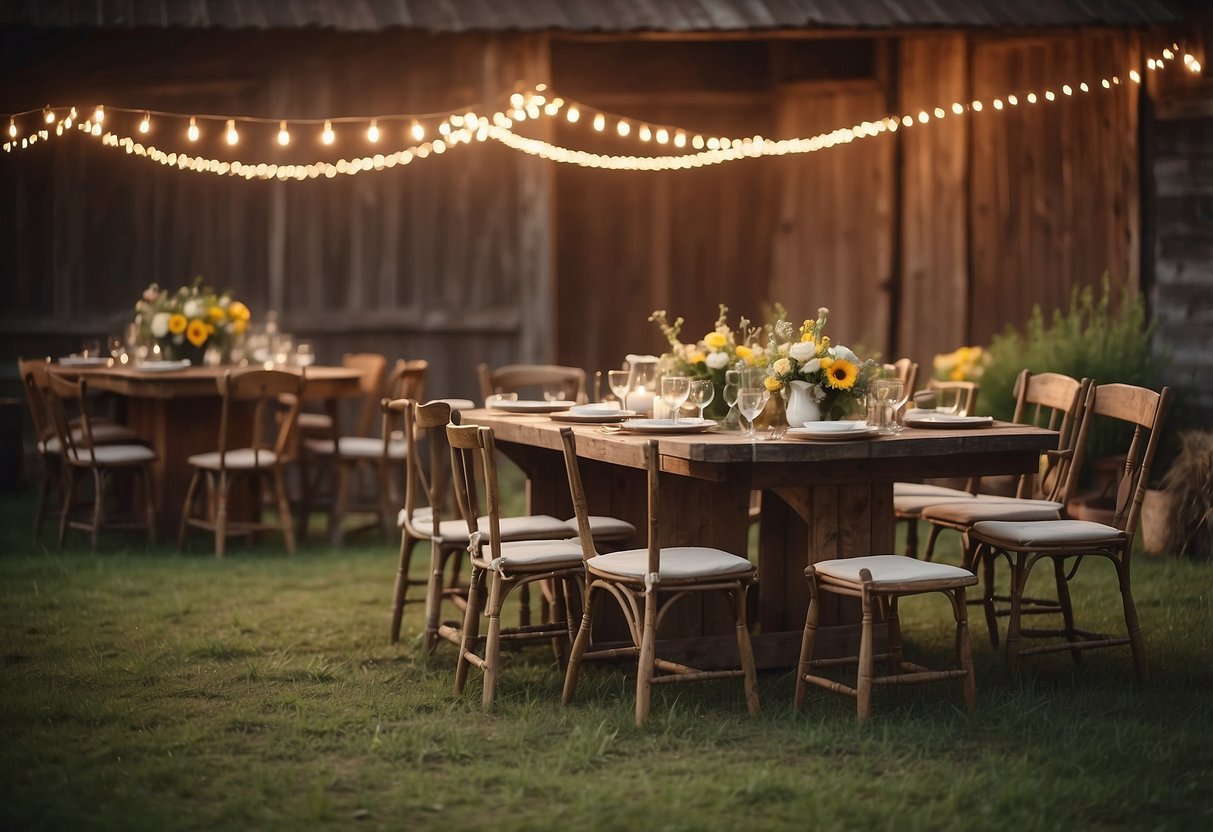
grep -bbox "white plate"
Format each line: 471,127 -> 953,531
135,359 -> 192,372
570,403 -> 626,416
617,418 -> 717,434
550,410 -> 636,424
58,356 -> 110,367
903,412 -> 994,429
800,420 -> 869,432
487,399 -> 576,414
786,425 -> 880,441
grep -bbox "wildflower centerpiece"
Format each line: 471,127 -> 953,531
649,305 -> 764,420
134,278 -> 250,365
763,307 -> 880,422
933,345 -> 990,382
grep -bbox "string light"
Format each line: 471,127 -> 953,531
44,107 -> 55,124
616,119 -> 630,137
277,121 -> 290,146
322,120 -> 335,145
592,113 -> 605,132
410,120 -> 424,141
225,119 -> 238,145
566,106 -> 580,123
7,118 -> 15,139
94,105 -> 104,125
187,117 -> 199,142
139,112 -> 151,133
367,119 -> 380,142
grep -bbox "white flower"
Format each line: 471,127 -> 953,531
802,358 -> 821,374
833,345 -> 859,364
772,357 -> 791,376
183,299 -> 203,319
705,351 -> 730,369
810,383 -> 827,403
777,342 -> 791,356
151,312 -> 170,338
789,341 -> 816,362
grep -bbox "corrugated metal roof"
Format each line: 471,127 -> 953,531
0,0 -> 1190,32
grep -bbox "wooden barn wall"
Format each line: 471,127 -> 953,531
0,29 -> 552,404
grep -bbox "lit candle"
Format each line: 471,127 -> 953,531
627,387 -> 654,416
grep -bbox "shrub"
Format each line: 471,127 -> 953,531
1160,431 -> 1213,560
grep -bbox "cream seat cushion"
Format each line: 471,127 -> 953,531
922,498 -> 1063,525
894,482 -> 973,499
475,539 -> 584,572
398,508 -> 571,542
40,422 -> 141,455
188,448 -> 278,470
814,555 -> 975,587
67,444 -> 156,465
894,495 -> 976,516
571,516 -> 637,540
971,519 -> 1125,549
588,546 -> 754,582
304,436 -> 407,460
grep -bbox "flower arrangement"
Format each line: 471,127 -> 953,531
649,304 -> 767,418
933,345 -> 990,382
135,278 -> 249,364
763,306 -> 880,420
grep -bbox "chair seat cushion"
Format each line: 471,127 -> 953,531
296,412 -> 333,432
39,422 -> 141,454
894,494 -> 976,516
971,519 -> 1126,549
188,448 -> 279,470
573,515 -> 637,540
304,436 -> 407,460
398,508 -> 571,543
67,444 -> 156,465
477,539 -> 584,572
588,546 -> 754,582
893,482 -> 973,499
922,498 -> 1063,525
814,555 -> 975,587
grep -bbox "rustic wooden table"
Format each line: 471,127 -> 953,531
461,409 -> 1056,668
51,364 -> 362,536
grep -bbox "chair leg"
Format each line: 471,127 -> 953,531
955,587 -> 976,712
856,589 -> 875,722
550,578 -> 570,672
794,574 -> 821,712
214,473 -> 228,559
34,463 -> 52,538
1053,557 -> 1082,666
329,460 -> 348,545
423,541 -> 448,655
141,467 -> 156,547
733,584 -> 761,717
295,452 -> 313,542
58,467 -> 77,550
1005,552 -> 1033,672
517,582 -> 531,628
885,596 -> 903,676
980,546 -> 1001,650
923,523 -> 944,562
562,584 -> 597,706
178,470 -> 201,551
454,565 -> 483,695
90,469 -> 107,550
390,530 -> 419,645
273,467 -> 296,555
635,588 -> 658,727
1116,558 -> 1148,681
481,574 -> 505,707
904,518 -> 919,558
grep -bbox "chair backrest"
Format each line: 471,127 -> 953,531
886,358 -> 919,397
477,363 -> 587,404
1091,383 -> 1171,536
1009,370 -> 1094,504
446,423 -> 501,560
387,359 -> 428,402
43,372 -> 96,464
17,357 -> 54,442
214,369 -> 303,464
343,352 -> 388,437
393,398 -> 456,531
926,379 -> 979,414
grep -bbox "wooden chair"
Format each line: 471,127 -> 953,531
18,357 -> 142,537
886,358 -> 919,397
795,554 -> 977,722
179,369 -> 303,558
559,428 -> 761,727
968,383 -> 1171,677
446,422 -> 586,706
926,378 -> 980,415
304,359 -> 428,544
43,373 -> 157,550
477,363 -> 587,404
295,352 -> 387,438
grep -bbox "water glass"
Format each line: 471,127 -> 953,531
542,383 -> 567,403
871,378 -> 904,434
607,369 -> 631,407
736,387 -> 767,440
937,388 -> 964,416
688,379 -> 715,421
660,375 -> 691,426
294,341 -> 315,368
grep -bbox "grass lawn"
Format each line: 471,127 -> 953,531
1,487 -> 1211,831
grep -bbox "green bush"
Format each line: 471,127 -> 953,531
978,275 -> 1156,463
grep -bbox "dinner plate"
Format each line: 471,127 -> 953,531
487,399 -> 576,414
616,418 -> 716,434
569,403 -> 627,416
799,419 -> 868,432
135,359 -> 192,372
903,411 -> 994,429
550,410 -> 636,424
786,425 -> 880,441
57,356 -> 110,367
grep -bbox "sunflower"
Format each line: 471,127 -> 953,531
208,305 -> 226,322
228,301 -> 250,322
821,357 -> 858,390
186,318 -> 210,348
168,313 -> 188,335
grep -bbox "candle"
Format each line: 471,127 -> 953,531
627,388 -> 654,416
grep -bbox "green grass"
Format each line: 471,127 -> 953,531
1,489 -> 1211,831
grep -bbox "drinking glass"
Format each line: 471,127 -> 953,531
81,338 -> 102,359
607,369 -> 631,407
294,341 -> 315,368
659,375 -> 691,426
737,387 -> 767,440
542,383 -> 566,403
271,334 -> 293,367
936,387 -> 963,416
723,369 -> 742,429
688,379 -> 715,421
870,378 -> 903,434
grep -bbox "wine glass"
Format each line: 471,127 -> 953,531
737,387 -> 767,440
542,383 -> 566,403
723,369 -> 742,430
659,375 -> 691,426
871,377 -> 904,434
688,379 -> 715,421
607,369 -> 631,407
294,341 -> 315,368
936,387 -> 962,416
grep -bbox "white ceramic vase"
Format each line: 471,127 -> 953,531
782,379 -> 822,425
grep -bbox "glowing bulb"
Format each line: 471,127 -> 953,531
1184,53 -> 1194,65
321,120 -> 335,145
1164,48 -> 1174,60
277,120 -> 290,146
510,93 -> 524,109
367,120 -> 380,142
138,112 -> 150,133
1008,95 -> 1018,105
616,120 -> 630,137
1080,82 -> 1089,92
901,115 -> 913,127
225,119 -> 238,145
1129,70 -> 1141,83
674,131 -> 686,148
639,125 -> 651,141
93,105 -> 104,124
707,137 -> 720,150
1147,58 -> 1157,71
44,107 -> 55,124
566,106 -> 580,123
439,121 -> 452,137
952,102 -> 964,115
933,107 -> 945,118
971,100 -> 983,111
187,117 -> 199,141
1063,84 -> 1073,95
1192,61 -> 1202,73
7,119 -> 15,139
592,113 -> 605,132
410,120 -> 424,141
918,111 -> 929,123
1027,92 -> 1038,103
692,135 -> 704,149
993,99 -> 1004,110
1102,78 -> 1111,89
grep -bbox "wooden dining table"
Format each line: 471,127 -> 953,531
49,364 -> 363,536
461,409 -> 1056,669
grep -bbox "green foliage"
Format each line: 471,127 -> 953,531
1160,430 -> 1213,560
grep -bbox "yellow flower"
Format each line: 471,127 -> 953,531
232,319 -> 247,335
186,318 -> 209,347
800,334 -> 815,344
208,305 -> 226,322
763,376 -> 783,392
822,357 -> 858,390
228,301 -> 250,322
689,351 -> 706,364
736,345 -> 752,360
168,313 -> 187,335
704,332 -> 728,350
950,367 -> 966,381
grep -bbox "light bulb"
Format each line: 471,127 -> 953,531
616,120 -> 630,137
971,100 -> 983,111
934,107 -> 945,118
438,121 -> 451,137
322,120 -> 335,145
918,111 -> 929,123
566,106 -> 580,123
187,117 -> 199,141
1008,94 -> 1018,105
1164,48 -> 1174,60
1027,93 -> 1038,103
993,99 -> 1004,110
593,113 -> 605,132
44,107 -> 55,124
225,119 -> 238,145
691,135 -> 704,149
7,119 -> 15,139
1063,84 -> 1073,95
410,120 -> 424,141
1044,90 -> 1055,101
367,120 -> 380,142
1129,70 -> 1141,83
952,102 -> 964,114
139,112 -> 150,133
93,105 -> 104,124
673,131 -> 686,148
278,121 -> 290,146
639,125 -> 651,141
